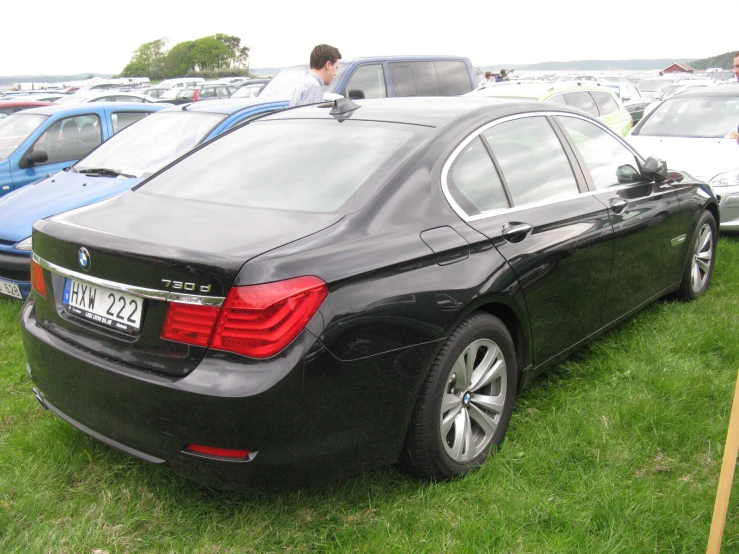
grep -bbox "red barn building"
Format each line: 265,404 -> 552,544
662,62 -> 695,74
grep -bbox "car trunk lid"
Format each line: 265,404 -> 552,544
30,190 -> 343,376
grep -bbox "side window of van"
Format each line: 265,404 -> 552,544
389,61 -> 471,97
435,61 -> 472,95
389,62 -> 440,96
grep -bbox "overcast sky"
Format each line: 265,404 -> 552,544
3,0 -> 737,76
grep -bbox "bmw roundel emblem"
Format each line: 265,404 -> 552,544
78,247 -> 91,271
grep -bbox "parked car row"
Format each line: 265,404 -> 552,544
0,54 -> 735,492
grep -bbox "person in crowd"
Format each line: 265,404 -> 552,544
289,44 -> 342,108
478,71 -> 493,87
495,69 -> 511,82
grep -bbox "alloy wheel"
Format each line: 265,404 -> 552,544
440,339 -> 507,463
691,223 -> 713,293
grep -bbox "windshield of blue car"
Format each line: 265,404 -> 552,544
257,64 -> 349,99
137,118 -> 426,213
635,96 -> 739,138
0,113 -> 48,161
75,112 -> 226,178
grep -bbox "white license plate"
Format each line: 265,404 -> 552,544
0,278 -> 22,299
63,278 -> 143,333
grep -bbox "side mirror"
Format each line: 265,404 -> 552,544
616,164 -> 641,184
20,149 -> 49,169
347,89 -> 365,100
641,155 -> 668,182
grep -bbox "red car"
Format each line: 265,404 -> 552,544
0,100 -> 54,121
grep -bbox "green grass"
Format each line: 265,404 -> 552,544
2,239 -> 739,553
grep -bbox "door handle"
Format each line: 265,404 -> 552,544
501,222 -> 533,242
610,198 -> 628,214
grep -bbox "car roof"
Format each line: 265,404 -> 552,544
669,86 -> 739,98
17,103 -> 164,116
260,96 -> 558,127
0,100 -> 54,108
280,56 -> 470,70
470,82 -> 616,99
162,97 -> 288,115
344,55 -> 469,62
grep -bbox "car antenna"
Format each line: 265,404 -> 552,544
328,98 -> 360,117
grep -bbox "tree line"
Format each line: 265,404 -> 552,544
119,34 -> 250,80
689,51 -> 736,71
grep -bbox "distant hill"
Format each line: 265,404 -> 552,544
0,73 -> 112,86
481,58 -> 699,71
690,51 -> 736,70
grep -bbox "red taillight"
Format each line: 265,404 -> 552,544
210,276 -> 328,358
193,89 -> 200,101
186,444 -> 250,459
30,259 -> 47,298
161,303 -> 220,346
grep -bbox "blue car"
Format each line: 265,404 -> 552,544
0,98 -> 288,300
0,103 -> 168,198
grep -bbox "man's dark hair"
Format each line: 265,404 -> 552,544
310,44 -> 342,70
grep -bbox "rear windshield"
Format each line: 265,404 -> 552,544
137,118 -> 426,213
635,96 -> 739,138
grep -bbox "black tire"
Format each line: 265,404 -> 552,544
401,312 -> 518,480
674,210 -> 717,301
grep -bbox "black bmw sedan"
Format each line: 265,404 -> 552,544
20,97 -> 718,491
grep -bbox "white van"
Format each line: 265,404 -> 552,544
159,78 -> 205,89
158,78 -> 206,100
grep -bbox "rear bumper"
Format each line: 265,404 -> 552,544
20,300 -> 439,490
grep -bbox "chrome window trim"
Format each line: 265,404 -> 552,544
441,111 -> 647,223
33,253 -> 225,307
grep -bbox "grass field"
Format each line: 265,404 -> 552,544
1,238 -> 739,553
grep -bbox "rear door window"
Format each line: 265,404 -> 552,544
345,64 -> 387,99
565,91 -> 599,117
591,91 -> 619,115
482,116 -> 579,206
111,112 -> 149,134
447,137 -> 509,216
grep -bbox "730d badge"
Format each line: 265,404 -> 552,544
161,279 -> 212,293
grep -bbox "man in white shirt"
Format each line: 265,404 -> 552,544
290,44 -> 342,107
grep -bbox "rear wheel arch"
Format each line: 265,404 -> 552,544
439,300 -> 528,385
476,302 -> 527,383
